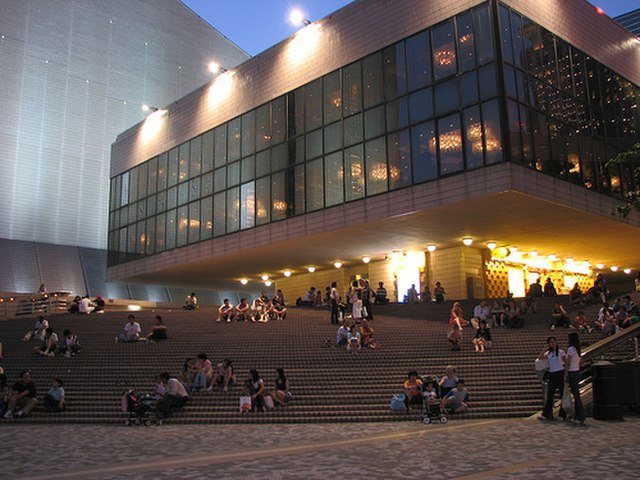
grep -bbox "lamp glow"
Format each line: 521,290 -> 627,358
623,268 -> 631,275
283,270 -> 292,277
548,254 -> 557,261
486,242 -> 496,251
596,264 -> 604,269
610,266 -> 618,272
240,278 -> 248,285
307,266 -> 316,273
462,237 -> 473,246
529,250 -> 538,258
427,244 -> 437,253
261,274 -> 269,281
334,261 -> 343,269
265,280 -> 272,287
208,61 -> 228,74
289,9 -> 311,26
362,256 -> 371,264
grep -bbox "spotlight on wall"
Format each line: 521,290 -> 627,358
427,244 -> 437,253
264,280 -> 272,287
289,9 -> 311,26
283,270 -> 292,277
361,256 -> 371,264
240,278 -> 248,285
208,61 -> 228,74
486,242 -> 496,251
462,237 -> 473,246
333,261 -> 343,269
610,266 -> 619,272
623,268 -> 631,275
307,266 -> 316,273
596,263 -> 604,269
261,274 -> 269,281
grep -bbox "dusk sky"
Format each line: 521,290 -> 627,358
181,0 -> 640,57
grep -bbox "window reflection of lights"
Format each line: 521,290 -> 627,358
433,48 -> 456,66
370,163 -> 388,181
459,33 -> 473,45
273,200 -> 287,211
431,130 -> 461,152
350,163 -> 362,177
332,97 -> 341,108
206,221 -> 213,231
610,176 -> 620,188
257,207 -> 268,218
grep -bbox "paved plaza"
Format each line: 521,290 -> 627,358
1,416 -> 639,479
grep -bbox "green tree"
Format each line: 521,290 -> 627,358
606,142 -> 640,218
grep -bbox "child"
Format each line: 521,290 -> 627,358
58,329 -> 81,357
43,378 -> 65,411
573,310 -> 593,333
422,380 -> 438,407
448,324 -> 462,351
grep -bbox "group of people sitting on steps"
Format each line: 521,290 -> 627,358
115,315 -> 168,343
217,290 -> 287,323
335,319 -> 377,352
2,369 -> 66,419
402,366 -> 469,414
21,317 -> 81,358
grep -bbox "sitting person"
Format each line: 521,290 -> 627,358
504,298 -> 523,328
3,370 -> 38,418
118,315 -> 142,342
569,283 -> 585,307
271,368 -> 292,407
360,319 -> 376,348
336,323 -> 349,347
439,366 -> 459,398
550,302 -> 570,330
211,359 -> 236,392
270,300 -> 287,320
57,329 -> 81,357
472,320 -> 492,352
347,324 -> 361,353
422,380 -> 439,408
184,292 -> 198,310
573,310 -> 593,333
622,306 -> 640,328
448,324 -> 462,351
78,295 -> 95,314
235,298 -> 251,322
43,378 -> 65,411
256,295 -> 273,322
68,296 -> 81,314
449,302 -> 469,330
375,282 -> 388,304
191,353 -> 213,392
146,315 -> 168,341
490,301 -> 506,327
595,304 -> 616,336
180,358 -> 197,386
93,295 -> 106,313
244,369 -> 268,412
403,370 -> 423,411
471,300 -> 491,329
421,285 -> 431,303
23,316 -> 49,342
274,289 -> 286,306
442,379 -> 469,414
155,372 -> 188,418
34,327 -> 58,356
217,298 -> 234,322
153,375 -> 167,401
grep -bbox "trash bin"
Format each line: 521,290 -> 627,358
592,361 -> 623,421
616,360 -> 640,407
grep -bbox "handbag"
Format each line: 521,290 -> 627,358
263,395 -> 275,409
390,393 -> 407,412
239,395 -> 252,412
561,388 -> 574,418
534,358 -> 549,382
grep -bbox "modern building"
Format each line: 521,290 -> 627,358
0,0 -> 249,299
615,7 -> 640,36
108,0 -> 640,303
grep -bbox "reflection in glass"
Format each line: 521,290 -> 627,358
456,11 -> 476,71
365,137 -> 388,196
226,187 -> 239,233
437,114 -> 463,175
406,31 -> 431,92
463,106 -> 483,170
343,62 -> 362,116
256,177 -> 270,225
271,172 -> 286,221
363,52 -> 384,109
411,121 -> 437,183
482,100 -> 503,165
201,196 -> 213,240
345,145 -> 365,201
213,192 -> 225,237
324,71 -> 342,124
240,182 -> 255,230
383,43 -> 407,100
306,158 -> 324,211
387,129 -> 412,190
432,20 -> 457,80
324,152 -> 344,206
188,201 -> 200,243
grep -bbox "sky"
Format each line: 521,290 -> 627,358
181,0 -> 640,57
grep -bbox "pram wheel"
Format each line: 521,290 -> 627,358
422,416 -> 432,425
144,419 -> 152,427
439,415 -> 448,424
133,418 -> 141,426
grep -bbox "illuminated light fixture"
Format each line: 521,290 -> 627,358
486,242 -> 496,251
529,250 -> 538,258
427,244 -> 437,253
208,61 -> 228,74
565,257 -> 574,263
610,266 -> 619,272
596,263 -> 604,269
240,278 -> 248,285
333,261 -> 343,269
283,270 -> 292,277
289,9 -> 311,26
362,256 -> 371,264
595,7 -> 605,15
548,254 -> 557,261
307,266 -> 316,273
261,274 -> 269,281
264,280 -> 272,287
623,268 -> 631,275
141,104 -> 158,113
127,305 -> 142,311
462,237 -> 473,246
510,246 -> 518,253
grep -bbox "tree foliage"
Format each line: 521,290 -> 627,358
606,143 -> 640,218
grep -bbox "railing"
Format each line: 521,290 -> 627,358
581,322 -> 640,364
0,293 -> 73,320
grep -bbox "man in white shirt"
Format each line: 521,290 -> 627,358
78,296 -> 95,314
118,315 -> 141,343
184,293 -> 198,310
471,300 -> 492,329
156,372 -> 189,417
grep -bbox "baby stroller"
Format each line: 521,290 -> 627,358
121,389 -> 162,426
420,376 -> 448,425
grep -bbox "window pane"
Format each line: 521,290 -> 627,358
202,130 -> 214,173
255,104 -> 270,152
519,104 -> 534,167
406,31 -> 431,92
387,129 -> 412,190
386,96 -> 409,131
188,177 -> 200,202
156,213 -> 166,253
409,87 -> 433,124
306,128 -> 323,160
479,63 -> 497,100
228,117 -> 241,162
176,206 -> 188,246
435,79 -> 459,116
463,106 -> 484,170
438,113 -> 463,175
483,99 -> 503,165
457,11 -> 476,71
532,110 -> 551,173
343,61 -> 362,116
362,52 -> 384,108
241,155 -> 255,183
157,153 -> 167,191
473,4 -> 494,64
324,121 -> 342,153
256,149 -> 270,178
306,158 -> 324,212
324,71 -> 342,124
499,5 -> 513,64
364,105 -> 385,140
271,143 -> 288,172
213,192 -> 225,236
383,42 -> 407,100
178,143 -> 189,183
188,201 -> 200,244
271,171 -> 287,221
506,100 -> 522,163
227,161 -> 240,187
214,124 -> 227,168
166,209 -> 176,250
256,177 -> 270,225
190,136 -> 202,178
365,137 -> 388,196
345,145 -> 365,201
146,194 -> 156,217
240,182 -> 255,230
344,113 -> 363,147
129,168 -> 138,203
214,167 -> 226,192
201,196 -> 213,240
432,20 -> 457,80
201,172 -> 213,197
137,162 -> 148,200
292,88 -> 304,136
226,187 -> 239,233
167,186 -> 177,210
305,78 -> 323,130
460,71 -> 479,107
504,64 -> 517,99
510,11 -> 524,68
294,165 -> 305,215
178,182 -> 188,206
325,151 -> 344,206
411,120 -> 437,183
168,147 -> 179,186
271,96 -> 286,144
157,190 -> 167,213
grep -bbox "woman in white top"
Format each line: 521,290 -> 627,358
565,332 -> 585,424
349,281 -> 363,321
538,336 -> 567,421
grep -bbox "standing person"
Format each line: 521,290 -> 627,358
362,280 -> 374,320
544,278 -> 557,297
434,282 -> 446,303
406,284 -> 419,303
330,281 -> 340,325
3,370 -> 38,418
538,337 -> 566,421
375,282 -> 388,304
565,332 -> 585,425
349,281 -> 363,322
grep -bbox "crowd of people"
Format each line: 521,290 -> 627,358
217,291 -> 287,323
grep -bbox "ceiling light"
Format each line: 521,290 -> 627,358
427,245 -> 437,253
283,270 -> 292,277
307,266 -> 316,273
462,237 -> 473,246
548,254 -> 557,261
261,274 -> 269,281
362,256 -> 371,264
596,264 -> 604,269
610,266 -> 618,272
240,278 -> 248,285
565,257 -> 574,263
623,268 -> 631,275
529,250 -> 538,257
486,242 -> 496,251
264,280 -> 272,287
334,261 -> 342,269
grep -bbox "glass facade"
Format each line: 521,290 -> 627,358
108,2 -> 640,266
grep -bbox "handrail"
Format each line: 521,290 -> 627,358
581,323 -> 640,363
